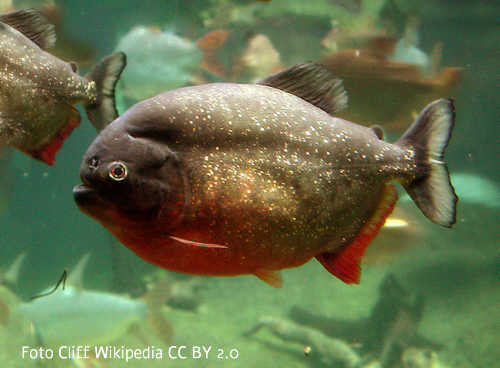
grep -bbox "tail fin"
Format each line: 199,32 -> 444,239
396,99 -> 457,227
85,52 -> 127,131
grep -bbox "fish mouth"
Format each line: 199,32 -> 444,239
73,184 -> 107,210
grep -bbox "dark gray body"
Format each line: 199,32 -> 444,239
0,20 -> 95,151
79,83 -> 419,277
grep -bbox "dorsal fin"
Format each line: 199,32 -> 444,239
4,251 -> 27,287
257,62 -> 348,115
0,9 -> 56,50
67,253 -> 92,290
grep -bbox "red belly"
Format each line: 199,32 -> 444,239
117,230 -> 312,277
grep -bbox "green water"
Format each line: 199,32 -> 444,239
0,1 -> 498,367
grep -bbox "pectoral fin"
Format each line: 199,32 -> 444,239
168,235 -> 228,249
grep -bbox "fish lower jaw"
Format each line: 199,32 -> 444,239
73,184 -> 98,207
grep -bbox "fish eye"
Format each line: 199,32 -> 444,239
108,162 -> 128,181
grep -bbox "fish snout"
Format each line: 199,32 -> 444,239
73,184 -> 98,208
80,168 -> 92,187
73,184 -> 112,222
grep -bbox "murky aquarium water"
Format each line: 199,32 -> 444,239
0,0 -> 497,367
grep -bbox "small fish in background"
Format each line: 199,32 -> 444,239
115,26 -> 228,105
1,253 -> 172,358
287,275 -> 443,367
320,18 -> 462,132
231,33 -> 284,82
244,315 -> 361,367
196,28 -> 230,77
74,63 -> 457,287
0,9 -> 126,164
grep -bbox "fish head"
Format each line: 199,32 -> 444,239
73,120 -> 188,233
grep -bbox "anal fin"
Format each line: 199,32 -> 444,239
254,269 -> 283,288
316,184 -> 398,284
29,107 -> 81,165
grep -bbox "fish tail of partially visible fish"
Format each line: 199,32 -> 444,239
395,98 -> 458,227
84,52 -> 127,131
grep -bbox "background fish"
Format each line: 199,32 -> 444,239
2,253 -> 172,349
115,26 -> 227,106
0,9 -> 126,164
321,36 -> 461,132
74,63 -> 457,287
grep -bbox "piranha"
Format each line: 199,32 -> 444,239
0,9 -> 126,165
73,63 -> 457,287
